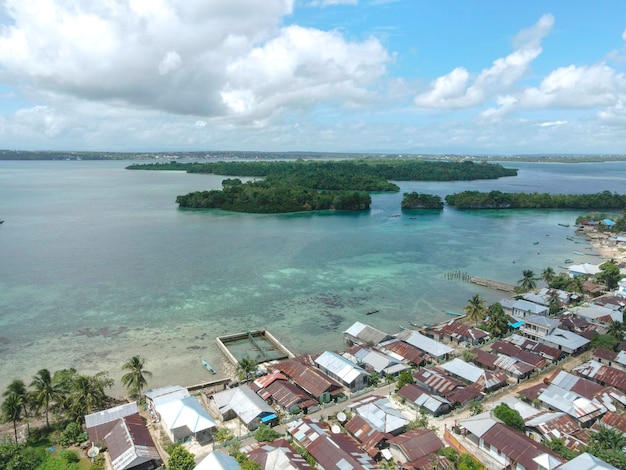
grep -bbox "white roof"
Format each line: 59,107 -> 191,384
344,321 -> 390,344
157,395 -> 216,433
412,391 -> 450,413
544,328 -> 590,350
397,330 -> 454,358
211,385 -> 275,425
532,453 -> 563,470
145,385 -> 189,407
512,299 -> 549,315
556,452 -> 619,470
570,304 -> 622,323
440,358 -> 484,383
85,402 -> 138,429
568,263 -> 602,276
459,411 -> 499,438
195,452 -> 241,470
351,396 -> 410,434
500,396 -> 542,420
315,351 -> 369,384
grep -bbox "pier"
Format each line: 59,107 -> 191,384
469,276 -> 516,293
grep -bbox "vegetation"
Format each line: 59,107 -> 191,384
437,447 -> 483,470
236,357 -> 258,382
253,424 -> 282,442
120,355 -> 152,400
1,393 -> 23,443
543,437 -> 579,460
401,192 -> 443,210
446,190 -> 626,209
464,295 -> 487,326
492,403 -> 525,432
517,269 -> 538,293
484,302 -> 511,337
467,400 -> 483,416
596,259 -> 622,290
176,179 -> 372,213
586,425 -> 626,469
591,333 -> 620,351
576,211 -> 626,233
166,443 -> 196,470
228,440 -> 261,470
396,370 -> 415,390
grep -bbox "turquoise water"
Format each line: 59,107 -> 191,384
1,160 -> 625,395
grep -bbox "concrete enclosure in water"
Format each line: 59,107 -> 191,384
216,329 -> 296,366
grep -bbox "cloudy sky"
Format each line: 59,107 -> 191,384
1,0 -> 626,154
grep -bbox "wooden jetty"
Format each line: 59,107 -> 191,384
469,277 -> 516,293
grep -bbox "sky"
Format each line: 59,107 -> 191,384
1,0 -> 626,155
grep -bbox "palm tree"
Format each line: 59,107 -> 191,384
3,380 -> 30,436
236,356 -> 258,382
121,355 -> 153,400
542,267 -> 556,286
69,372 -> 114,423
547,289 -> 561,316
486,302 -> 510,337
568,275 -> 585,294
30,368 -> 58,428
517,269 -> 538,292
1,392 -> 23,443
607,321 -> 624,341
464,294 -> 486,326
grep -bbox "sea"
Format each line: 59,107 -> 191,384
1,159 -> 625,396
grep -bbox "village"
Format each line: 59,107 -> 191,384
64,227 -> 626,470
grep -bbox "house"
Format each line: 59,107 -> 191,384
509,299 -> 550,318
344,321 -> 394,347
568,262 -> 602,277
247,438 -> 313,469
471,348 -> 535,381
349,395 -> 410,435
505,334 -> 565,362
85,402 -> 139,445
287,418 -> 376,470
518,315 -> 590,354
424,319 -> 489,345
104,414 -> 161,470
537,384 -> 606,427
574,360 -> 626,393
156,395 -> 217,443
395,330 -> 454,362
344,414 -> 391,459
397,383 -> 451,417
194,452 -> 241,470
568,304 -> 623,325
387,428 -> 444,468
439,358 -> 508,392
315,351 -> 370,392
522,288 -> 572,307
413,367 -> 482,406
252,372 -> 318,414
377,338 -> 428,366
524,411 -> 586,450
208,385 -> 277,431
343,345 -> 409,376
518,314 -> 560,340
489,341 -> 547,368
594,348 -> 626,369
460,414 -> 564,470
555,452 -> 619,470
269,359 -> 344,403
543,369 -> 626,412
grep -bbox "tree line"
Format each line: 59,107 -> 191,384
445,190 -> 626,209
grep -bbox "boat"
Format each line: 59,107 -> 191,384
445,311 -> 464,316
201,359 -> 216,374
533,241 -> 539,245
558,223 -> 570,227
573,251 -> 583,256
564,258 -> 574,264
366,309 -> 379,315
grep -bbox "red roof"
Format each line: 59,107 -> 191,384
270,359 -> 343,398
388,428 -> 444,463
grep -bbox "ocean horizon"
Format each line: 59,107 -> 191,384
1,159 -> 625,396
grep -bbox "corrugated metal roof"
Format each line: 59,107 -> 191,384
350,396 -> 410,434
105,414 -> 160,470
574,360 -> 626,391
378,339 -> 427,365
396,330 -> 454,358
557,452 -> 619,470
398,384 -> 450,414
248,438 -> 313,470
315,351 -> 369,385
344,321 -> 392,345
158,395 -> 216,433
85,402 -> 138,429
387,428 -> 444,463
270,359 -> 343,398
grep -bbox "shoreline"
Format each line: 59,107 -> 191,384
582,228 -> 626,265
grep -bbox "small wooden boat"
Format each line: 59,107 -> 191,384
558,223 -> 570,227
202,359 -> 216,374
366,309 -> 379,315
564,258 -> 574,264
533,241 -> 539,245
445,311 -> 464,316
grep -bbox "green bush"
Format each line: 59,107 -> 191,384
60,449 -> 79,463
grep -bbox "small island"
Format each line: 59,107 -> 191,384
401,192 -> 444,210
445,190 -> 626,210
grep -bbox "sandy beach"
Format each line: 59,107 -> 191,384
582,227 -> 626,265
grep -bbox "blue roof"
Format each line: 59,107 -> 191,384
509,320 -> 525,328
603,219 -> 615,226
261,413 -> 277,423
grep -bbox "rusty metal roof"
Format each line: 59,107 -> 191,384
345,414 -> 391,457
482,423 -> 564,470
428,319 -> 489,342
387,428 -> 444,463
270,359 -> 343,398
574,360 -> 626,392
265,380 -> 313,410
248,438 -> 313,469
378,339 -> 427,365
104,414 -> 160,470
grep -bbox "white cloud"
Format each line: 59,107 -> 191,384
414,14 -> 553,109
308,0 -> 358,6
538,120 -> 567,127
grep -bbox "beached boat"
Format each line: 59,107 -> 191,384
201,359 -> 216,374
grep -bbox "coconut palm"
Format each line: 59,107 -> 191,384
1,392 -> 23,443
121,356 -> 152,400
69,372 -> 114,422
542,267 -> 556,286
547,289 -> 561,316
607,321 -> 624,341
568,275 -> 585,294
517,269 -> 538,292
236,356 -> 258,382
486,302 -> 510,337
3,380 -> 30,436
464,294 -> 487,326
30,368 -> 59,428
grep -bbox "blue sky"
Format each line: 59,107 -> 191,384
1,0 -> 626,154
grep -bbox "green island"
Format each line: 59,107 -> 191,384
445,190 -> 626,210
401,192 -> 444,210
127,160 -> 516,213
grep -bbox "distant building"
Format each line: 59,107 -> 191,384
208,384 -> 277,431
269,359 -> 344,403
387,428 -> 444,468
344,321 -> 394,347
349,395 -> 410,435
568,304 -> 623,325
397,384 -> 451,417
439,358 -> 508,392
395,330 -> 454,362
